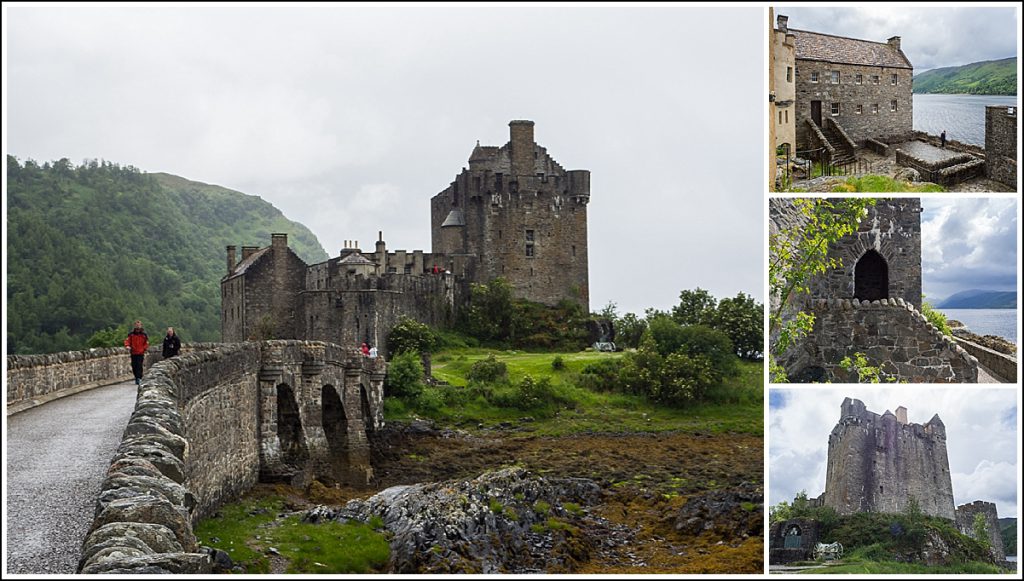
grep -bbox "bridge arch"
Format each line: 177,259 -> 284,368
320,384 -> 348,468
276,383 -> 308,467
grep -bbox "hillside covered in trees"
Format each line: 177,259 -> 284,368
6,156 -> 327,354
913,57 -> 1017,96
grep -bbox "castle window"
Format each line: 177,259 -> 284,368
786,66 -> 792,82
890,100 -> 898,112
404,264 -> 412,274
810,71 -> 819,83
572,245 -> 576,257
890,73 -> 898,86
856,104 -> 863,115
855,73 -> 863,84
785,110 -> 789,123
534,150 -> 538,159
526,245 -> 534,258
537,172 -> 545,182
779,111 -> 783,124
830,70 -> 840,84
526,229 -> 535,242
509,180 -> 519,193
872,103 -> 879,114
831,102 -> 840,116
495,173 -> 503,192
854,249 -> 889,302
871,74 -> 880,85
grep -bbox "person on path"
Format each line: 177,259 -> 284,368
162,327 -> 181,359
940,130 -> 947,149
124,320 -> 149,385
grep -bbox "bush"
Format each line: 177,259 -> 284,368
385,351 -> 424,398
514,375 -> 557,410
387,317 -> 440,356
466,355 -> 508,384
675,325 -> 740,379
551,356 -> 566,371
922,300 -> 952,337
575,358 -> 621,392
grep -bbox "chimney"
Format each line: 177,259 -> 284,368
895,406 -> 908,425
227,245 -> 237,274
241,246 -> 259,260
509,119 -> 535,177
777,14 -> 788,34
887,36 -> 901,51
271,233 -> 288,250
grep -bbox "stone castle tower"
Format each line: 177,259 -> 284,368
818,397 -> 955,520
430,120 -> 591,309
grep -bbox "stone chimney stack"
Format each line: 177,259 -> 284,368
271,233 -> 288,251
227,245 -> 237,274
896,406 -> 908,425
241,246 -> 259,260
887,36 -> 901,51
509,120 -> 535,177
777,14 -> 788,34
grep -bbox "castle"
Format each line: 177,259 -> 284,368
770,398 -> 1006,564
221,121 -> 590,352
769,198 -> 978,382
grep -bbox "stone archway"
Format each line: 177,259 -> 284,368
276,383 -> 307,466
321,385 -> 348,484
854,249 -> 889,302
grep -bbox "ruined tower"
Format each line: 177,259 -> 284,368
819,397 -> 955,520
430,120 -> 591,309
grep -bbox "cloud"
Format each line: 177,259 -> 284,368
770,388 -> 1019,518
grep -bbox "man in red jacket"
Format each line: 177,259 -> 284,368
124,320 -> 149,386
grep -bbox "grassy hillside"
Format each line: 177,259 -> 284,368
936,289 -> 1017,309
913,57 -> 1017,95
6,155 -> 328,354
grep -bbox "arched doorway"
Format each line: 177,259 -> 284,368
276,384 -> 307,465
854,250 -> 888,302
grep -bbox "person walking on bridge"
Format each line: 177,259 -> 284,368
124,320 -> 149,385
162,327 -> 181,359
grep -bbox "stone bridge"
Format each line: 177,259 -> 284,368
6,341 -> 386,574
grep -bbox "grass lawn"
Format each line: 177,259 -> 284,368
385,348 -> 763,437
803,560 -> 1005,574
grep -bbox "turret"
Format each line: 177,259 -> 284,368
509,120 -> 535,177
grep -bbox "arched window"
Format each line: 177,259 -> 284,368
784,524 -> 802,548
854,250 -> 889,301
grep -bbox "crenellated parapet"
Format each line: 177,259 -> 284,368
77,340 -> 386,574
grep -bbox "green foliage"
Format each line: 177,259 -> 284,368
922,299 -> 953,337
460,278 -> 516,342
831,175 -> 945,193
6,156 -> 328,354
466,355 -> 509,384
840,352 -> 885,383
913,57 -> 1017,96
551,355 -> 566,371
972,513 -> 991,551
670,288 -> 717,327
709,292 -> 763,360
387,317 -> 441,355
614,312 -> 648,349
86,324 -> 130,348
385,351 -> 425,398
512,375 -> 558,410
457,278 -> 589,350
768,198 -> 875,381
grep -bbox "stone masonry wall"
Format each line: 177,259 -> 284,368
784,298 -> 977,383
955,501 -> 1006,561
953,336 -> 1016,383
820,397 -> 955,520
985,106 -> 1018,190
795,61 -> 913,149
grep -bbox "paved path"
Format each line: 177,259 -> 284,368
6,381 -> 137,574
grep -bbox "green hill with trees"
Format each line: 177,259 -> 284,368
913,57 -> 1017,95
6,155 -> 328,354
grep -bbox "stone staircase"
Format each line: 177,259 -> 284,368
820,121 -> 856,164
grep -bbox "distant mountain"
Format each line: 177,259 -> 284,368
6,156 -> 328,354
936,289 -> 1017,309
999,517 -> 1016,556
913,57 -> 1017,96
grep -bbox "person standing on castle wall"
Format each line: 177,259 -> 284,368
361,342 -> 370,356
369,345 -> 378,358
940,130 -> 947,148
162,327 -> 181,359
124,320 -> 149,386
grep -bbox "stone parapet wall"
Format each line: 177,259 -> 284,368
782,298 -> 978,383
865,137 -> 890,156
952,337 -> 1016,383
6,343 -> 219,415
895,148 -> 984,186
985,106 -> 1017,190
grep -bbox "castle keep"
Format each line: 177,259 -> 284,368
222,121 -> 590,351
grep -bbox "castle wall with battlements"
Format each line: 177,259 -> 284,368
955,500 -> 1006,561
820,397 -> 955,520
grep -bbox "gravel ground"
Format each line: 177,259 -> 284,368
6,381 -> 137,574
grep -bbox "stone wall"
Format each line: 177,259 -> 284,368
894,148 -> 984,186
795,61 -> 913,149
781,299 -> 978,383
820,397 -> 955,520
955,501 -> 1006,561
77,340 -> 387,574
985,105 -> 1018,190
768,518 -> 821,564
952,336 -> 1016,383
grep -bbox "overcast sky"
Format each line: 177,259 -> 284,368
769,387 -> 1019,521
776,5 -> 1019,72
4,5 -> 765,316
921,197 -> 1019,302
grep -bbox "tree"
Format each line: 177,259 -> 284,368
768,198 -> 875,381
387,317 -> 439,356
460,278 -> 515,342
384,351 -> 424,399
973,513 -> 992,551
671,288 -> 717,327
616,312 -> 647,349
711,292 -> 764,360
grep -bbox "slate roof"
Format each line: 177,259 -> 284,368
338,252 -> 375,265
441,208 -> 466,227
790,29 -> 912,69
224,247 -> 270,280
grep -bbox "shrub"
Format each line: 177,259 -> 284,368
514,375 -> 556,410
922,300 -> 952,337
575,358 -> 621,392
387,317 -> 440,356
466,355 -> 508,384
385,351 -> 424,398
551,356 -> 566,371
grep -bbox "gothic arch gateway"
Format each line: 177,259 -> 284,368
854,249 -> 889,302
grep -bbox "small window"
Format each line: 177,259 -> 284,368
871,74 -> 880,85
890,73 -> 898,86
856,104 -> 863,115
572,245 -> 576,257
831,102 -> 840,116
404,264 -> 412,274
525,244 -> 534,257
525,229 -> 535,242
786,66 -> 792,82
785,110 -> 789,123
810,71 -> 819,83
830,70 -> 840,84
495,173 -> 503,192
872,103 -> 879,114
890,100 -> 898,112
779,111 -> 783,124
855,73 -> 863,84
